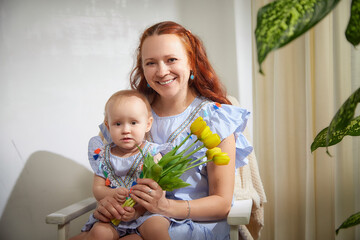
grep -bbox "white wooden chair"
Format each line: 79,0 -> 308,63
46,196 -> 252,240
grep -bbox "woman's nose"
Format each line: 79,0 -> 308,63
156,62 -> 169,77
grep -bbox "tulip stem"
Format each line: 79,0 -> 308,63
178,139 -> 199,156
159,145 -> 206,180
175,133 -> 192,153
182,143 -> 205,160
183,159 -> 213,172
160,157 -> 190,178
187,155 -> 207,166
111,197 -> 136,225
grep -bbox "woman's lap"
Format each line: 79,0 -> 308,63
168,218 -> 230,240
83,213 -> 230,240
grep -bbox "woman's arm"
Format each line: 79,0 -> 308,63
192,134 -> 235,220
130,134 -> 236,221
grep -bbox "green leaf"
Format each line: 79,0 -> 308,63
345,0 -> 360,46
158,171 -> 191,192
149,164 -> 163,182
255,0 -> 341,73
311,116 -> 360,152
142,153 -> 156,178
157,147 -> 180,168
336,211 -> 360,235
311,87 -> 360,153
326,87 -> 360,145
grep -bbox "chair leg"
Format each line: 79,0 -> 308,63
229,225 -> 239,240
58,223 -> 69,240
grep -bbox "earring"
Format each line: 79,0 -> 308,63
147,83 -> 151,88
190,71 -> 195,80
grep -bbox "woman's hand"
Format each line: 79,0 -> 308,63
130,178 -> 169,215
93,196 -> 126,222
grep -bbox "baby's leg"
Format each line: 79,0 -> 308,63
138,216 -> 170,240
84,222 -> 119,240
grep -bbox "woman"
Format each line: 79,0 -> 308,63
94,21 -> 253,240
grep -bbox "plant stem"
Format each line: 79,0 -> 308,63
182,143 -> 205,160
183,159 -> 213,172
178,139 -> 199,155
111,197 -> 136,225
187,155 -> 206,167
175,133 -> 192,153
160,144 -> 206,178
160,158 -> 188,177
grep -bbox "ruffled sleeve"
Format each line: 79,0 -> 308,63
193,101 -> 253,168
88,136 -> 106,178
99,123 -> 112,143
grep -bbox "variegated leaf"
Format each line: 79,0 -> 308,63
326,87 -> 360,147
336,211 -> 360,235
255,0 -> 341,73
311,115 -> 360,152
345,0 -> 360,46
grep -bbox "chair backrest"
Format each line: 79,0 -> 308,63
227,95 -> 267,239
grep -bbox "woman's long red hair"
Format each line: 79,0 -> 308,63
130,21 -> 231,105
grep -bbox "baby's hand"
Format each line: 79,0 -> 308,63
121,206 -> 137,222
113,187 -> 129,204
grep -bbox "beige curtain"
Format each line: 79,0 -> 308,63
251,0 -> 360,239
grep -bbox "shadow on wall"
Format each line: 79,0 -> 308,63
0,151 -> 93,240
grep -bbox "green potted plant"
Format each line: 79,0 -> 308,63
254,0 -> 360,234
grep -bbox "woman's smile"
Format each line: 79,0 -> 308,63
158,77 -> 176,85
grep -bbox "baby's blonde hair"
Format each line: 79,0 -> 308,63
104,89 -> 152,124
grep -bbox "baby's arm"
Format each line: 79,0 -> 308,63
92,174 -> 129,203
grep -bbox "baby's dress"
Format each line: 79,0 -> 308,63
81,136 -> 172,237
99,96 -> 253,240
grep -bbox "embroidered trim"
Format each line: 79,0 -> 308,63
103,142 -> 151,189
167,100 -> 210,143
148,99 -> 211,143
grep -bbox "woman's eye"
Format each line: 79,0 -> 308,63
131,121 -> 137,125
145,61 -> 154,66
116,123 -> 121,126
168,58 -> 177,63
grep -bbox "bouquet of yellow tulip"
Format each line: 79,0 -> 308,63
112,116 -> 230,225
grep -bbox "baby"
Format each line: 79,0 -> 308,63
73,90 -> 170,240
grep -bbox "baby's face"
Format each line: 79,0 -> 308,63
107,96 -> 152,155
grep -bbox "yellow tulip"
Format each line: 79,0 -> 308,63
202,133 -> 221,149
213,152 -> 230,165
198,125 -> 212,140
206,147 -> 222,160
190,117 -> 207,136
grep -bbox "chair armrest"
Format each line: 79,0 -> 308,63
227,199 -> 252,225
46,197 -> 97,225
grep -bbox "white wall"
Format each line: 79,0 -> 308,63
0,0 -> 252,239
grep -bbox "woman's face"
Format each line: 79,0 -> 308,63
141,34 -> 191,100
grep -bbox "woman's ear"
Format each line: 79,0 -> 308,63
146,116 -> 153,132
